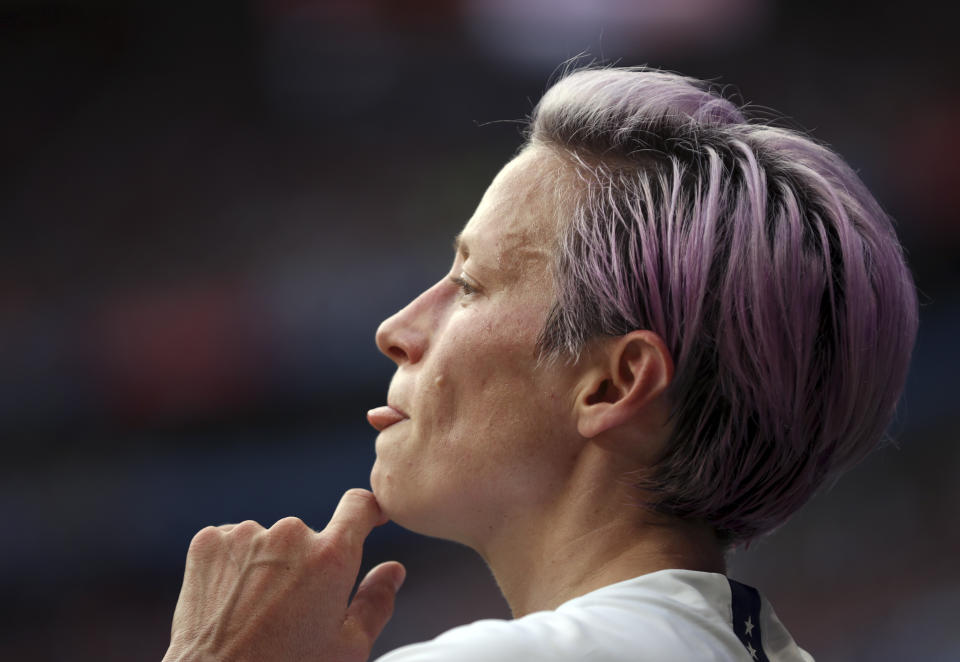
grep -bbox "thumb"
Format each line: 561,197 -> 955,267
346,561 -> 406,644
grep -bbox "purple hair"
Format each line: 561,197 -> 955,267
528,67 -> 918,545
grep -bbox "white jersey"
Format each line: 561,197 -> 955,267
376,569 -> 814,661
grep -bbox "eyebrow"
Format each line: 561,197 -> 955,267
452,233 -> 469,259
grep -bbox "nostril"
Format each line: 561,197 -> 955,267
388,345 -> 408,363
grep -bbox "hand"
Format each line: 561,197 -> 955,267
163,489 -> 406,662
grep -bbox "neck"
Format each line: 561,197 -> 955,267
477,445 -> 726,618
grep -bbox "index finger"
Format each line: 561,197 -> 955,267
323,488 -> 388,552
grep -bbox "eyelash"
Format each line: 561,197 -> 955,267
450,276 -> 477,296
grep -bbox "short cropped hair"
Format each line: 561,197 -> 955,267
528,67 -> 918,545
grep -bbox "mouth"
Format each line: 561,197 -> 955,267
366,404 -> 409,432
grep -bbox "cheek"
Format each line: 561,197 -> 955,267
421,306 -> 557,443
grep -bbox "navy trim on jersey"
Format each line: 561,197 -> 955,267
728,578 -> 769,661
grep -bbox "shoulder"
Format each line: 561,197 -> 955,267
375,570 -> 769,662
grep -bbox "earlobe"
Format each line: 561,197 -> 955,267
575,331 -> 674,440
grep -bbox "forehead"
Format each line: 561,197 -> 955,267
457,146 -> 567,278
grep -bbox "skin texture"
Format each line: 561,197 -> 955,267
163,490 -> 404,662
164,145 -> 724,660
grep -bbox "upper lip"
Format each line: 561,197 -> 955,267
388,401 -> 409,418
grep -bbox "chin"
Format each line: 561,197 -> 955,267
369,461 -> 387,501
370,465 -> 461,542
369,462 -> 405,522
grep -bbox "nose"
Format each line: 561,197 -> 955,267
375,282 -> 439,365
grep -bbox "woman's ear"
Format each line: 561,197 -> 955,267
575,330 -> 674,440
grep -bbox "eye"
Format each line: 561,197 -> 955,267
450,275 -> 478,296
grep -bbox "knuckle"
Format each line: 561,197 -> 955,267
265,517 -> 314,552
188,525 -> 222,554
270,516 -> 309,537
230,520 -> 264,540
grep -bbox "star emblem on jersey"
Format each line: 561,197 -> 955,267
728,579 -> 769,661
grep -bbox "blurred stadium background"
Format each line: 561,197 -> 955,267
1,1 -> 957,659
